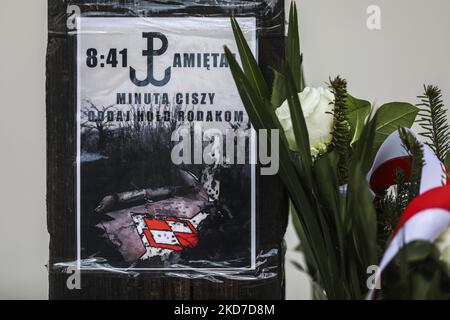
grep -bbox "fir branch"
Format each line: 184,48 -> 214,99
329,76 -> 351,183
376,133 -> 425,256
417,85 -> 450,162
376,192 -> 397,256
394,169 -> 410,215
376,169 -> 408,256
398,128 -> 425,202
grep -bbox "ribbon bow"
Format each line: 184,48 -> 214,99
367,130 -> 450,299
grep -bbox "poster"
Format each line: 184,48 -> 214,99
76,17 -> 257,270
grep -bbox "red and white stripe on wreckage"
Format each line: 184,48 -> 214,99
367,129 -> 450,299
132,212 -> 209,260
131,163 -> 221,261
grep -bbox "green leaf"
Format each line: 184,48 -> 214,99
354,114 -> 377,175
224,45 -> 311,216
286,1 -> 304,92
226,44 -> 342,298
347,118 -> 379,282
291,207 -> 318,276
312,152 -> 345,267
283,64 -> 312,166
347,163 -> 378,267
346,94 -> 371,144
224,47 -> 271,130
400,241 -> 433,263
411,272 -> 439,300
227,17 -> 363,300
313,152 -> 340,214
225,46 -> 312,217
230,17 -> 271,101
374,102 -> 419,149
271,69 -> 287,109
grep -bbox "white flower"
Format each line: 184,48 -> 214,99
275,87 -> 335,157
435,226 -> 450,270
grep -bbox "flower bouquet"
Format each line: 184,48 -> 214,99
224,2 -> 450,299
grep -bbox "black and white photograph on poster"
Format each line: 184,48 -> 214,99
76,17 -> 257,270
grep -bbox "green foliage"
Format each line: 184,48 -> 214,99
271,70 -> 288,109
286,1 -> 304,92
398,128 -> 425,202
282,66 -> 311,163
329,77 -> 351,184
226,10 -> 382,298
381,241 -> 450,300
376,129 -> 425,259
394,169 -> 410,215
373,102 -> 419,152
230,17 -> 271,102
417,85 -> 450,163
271,1 -> 305,109
346,94 -> 371,145
376,192 -> 398,257
375,168 -> 409,257
225,2 -> 444,300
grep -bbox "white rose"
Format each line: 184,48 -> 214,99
435,227 -> 450,270
275,87 -> 335,157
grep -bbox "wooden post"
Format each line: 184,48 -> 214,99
47,0 -> 288,300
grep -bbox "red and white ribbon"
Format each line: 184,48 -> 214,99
367,129 -> 450,299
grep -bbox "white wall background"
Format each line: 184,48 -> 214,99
1,0 -> 450,299
0,0 -> 47,299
